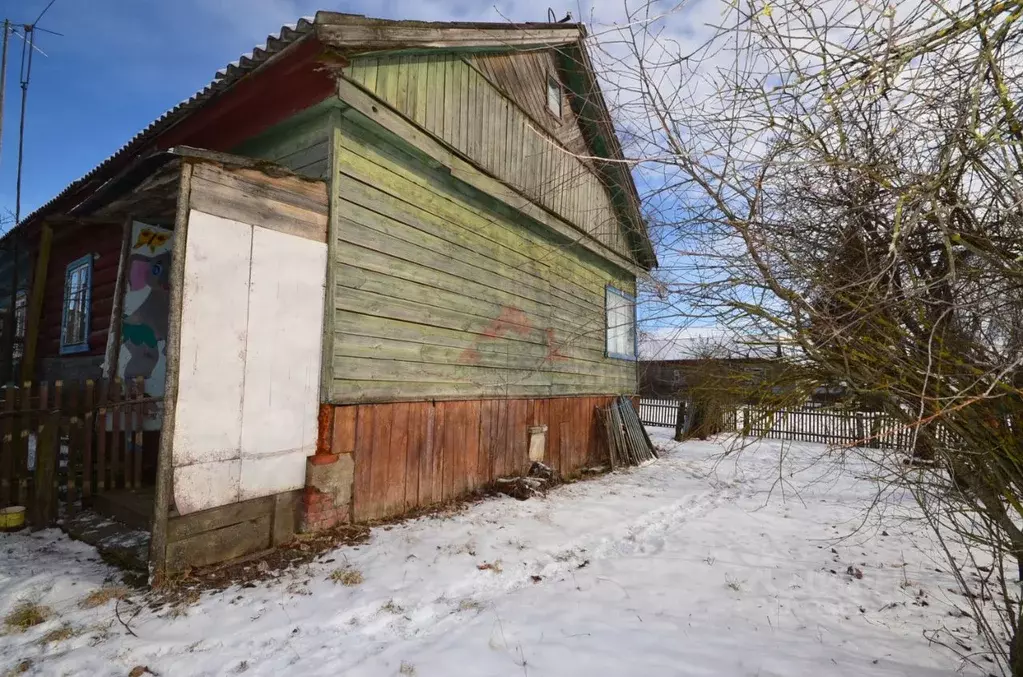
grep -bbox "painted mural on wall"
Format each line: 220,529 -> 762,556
118,222 -> 172,429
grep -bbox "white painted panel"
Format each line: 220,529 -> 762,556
238,450 -> 308,501
239,226 -> 326,459
172,211 -> 251,467
173,460 -> 241,515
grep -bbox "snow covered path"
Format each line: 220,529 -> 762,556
0,431 -> 988,676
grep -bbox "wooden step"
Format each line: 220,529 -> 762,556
91,490 -> 154,531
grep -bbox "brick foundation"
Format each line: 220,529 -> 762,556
300,414 -> 356,533
303,484 -> 350,532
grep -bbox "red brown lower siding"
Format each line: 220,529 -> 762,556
327,395 -> 617,522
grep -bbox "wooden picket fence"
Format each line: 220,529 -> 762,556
0,377 -> 158,528
638,398 -> 686,428
737,405 -> 955,451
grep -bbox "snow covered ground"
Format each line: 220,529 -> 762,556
0,430 -> 992,676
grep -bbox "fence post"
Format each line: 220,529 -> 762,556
32,382 -> 58,529
82,380 -> 94,501
673,399 -> 686,441
66,381 -> 79,517
110,378 -> 122,490
1,387 -> 12,506
133,377 -> 144,490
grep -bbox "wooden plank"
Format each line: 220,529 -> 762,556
110,379 -> 122,490
330,380 -> 632,405
478,399 -> 495,482
404,402 -> 425,511
365,403 -> 390,520
316,24 -> 580,50
65,381 -> 79,516
133,377 -> 144,490
16,383 -> 30,505
167,494 -> 275,541
464,400 -> 482,492
411,57 -> 428,127
352,403 -> 375,522
510,398 -> 529,474
425,55 -> 444,135
32,382 -> 57,529
150,161 -> 192,580
100,217 -> 132,381
272,490 -> 302,547
388,401 -> 410,517
0,388 -> 12,506
165,514 -> 272,571
332,405 -> 357,453
418,403 -> 438,508
188,173 -> 328,243
81,380 -> 94,500
320,122 -> 342,402
95,380 -> 108,494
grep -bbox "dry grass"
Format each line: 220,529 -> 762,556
39,624 -> 78,644
4,603 -> 51,633
79,585 -> 130,610
399,661 -> 416,676
4,659 -> 31,676
328,566 -> 364,587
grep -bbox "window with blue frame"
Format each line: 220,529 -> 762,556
60,255 -> 93,354
605,286 -> 636,360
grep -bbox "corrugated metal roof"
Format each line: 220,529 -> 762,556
18,16 -> 316,228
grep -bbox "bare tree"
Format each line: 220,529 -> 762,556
593,0 -> 1023,671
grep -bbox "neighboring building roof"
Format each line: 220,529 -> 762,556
639,326 -> 780,361
13,12 -> 655,268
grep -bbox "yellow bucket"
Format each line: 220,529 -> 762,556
0,506 -> 26,532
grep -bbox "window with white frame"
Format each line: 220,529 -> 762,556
605,286 -> 636,360
546,74 -> 562,117
60,255 -> 92,354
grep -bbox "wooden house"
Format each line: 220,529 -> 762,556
0,13 -> 656,575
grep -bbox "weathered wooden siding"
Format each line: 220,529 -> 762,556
331,112 -> 636,403
331,395 -> 610,522
231,102 -> 337,180
344,52 -> 632,260
471,51 -> 589,161
163,490 -> 301,572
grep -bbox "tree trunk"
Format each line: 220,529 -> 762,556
1010,612 -> 1023,677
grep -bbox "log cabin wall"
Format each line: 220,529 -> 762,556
36,222 -> 123,381
331,395 -> 613,522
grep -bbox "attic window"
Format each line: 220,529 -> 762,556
546,74 -> 562,117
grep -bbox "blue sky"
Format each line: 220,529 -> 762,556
0,0 -> 582,228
